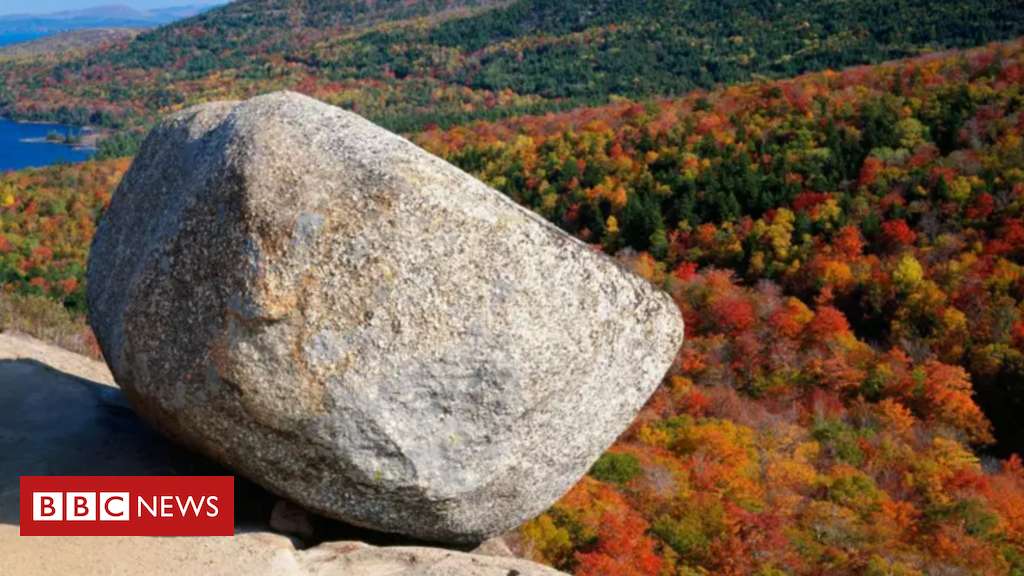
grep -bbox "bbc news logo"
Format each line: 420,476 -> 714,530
32,491 -> 220,521
21,476 -> 234,536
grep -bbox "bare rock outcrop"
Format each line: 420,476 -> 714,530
296,541 -> 563,576
87,91 -> 684,542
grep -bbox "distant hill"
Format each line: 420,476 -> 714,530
0,3 -> 220,35
0,28 -> 140,58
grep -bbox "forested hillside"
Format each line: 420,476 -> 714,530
5,0 -> 1024,574
0,29 -> 141,58
413,39 -> 1024,575
417,40 -> 1024,458
4,37 -> 1024,576
0,159 -> 127,312
1,0 -> 1023,133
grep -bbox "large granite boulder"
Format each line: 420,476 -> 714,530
87,91 -> 683,542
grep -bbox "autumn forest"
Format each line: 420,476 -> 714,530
3,0 -> 1024,574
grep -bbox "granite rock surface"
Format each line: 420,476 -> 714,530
87,91 -> 684,542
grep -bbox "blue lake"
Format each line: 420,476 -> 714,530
0,119 -> 95,172
0,32 -> 50,47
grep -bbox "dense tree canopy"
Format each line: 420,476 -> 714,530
0,159 -> 127,312
2,0 -> 1023,136
417,39 -> 1024,463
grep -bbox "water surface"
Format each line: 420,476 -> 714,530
0,119 -> 95,172
0,32 -> 50,47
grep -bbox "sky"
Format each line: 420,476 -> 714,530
0,0 -> 221,16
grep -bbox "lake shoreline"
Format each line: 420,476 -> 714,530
19,132 -> 101,152
0,118 -> 97,171
4,114 -> 108,151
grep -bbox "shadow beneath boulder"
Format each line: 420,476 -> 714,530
0,358 -> 462,549
305,513 -> 477,551
0,358 -> 273,529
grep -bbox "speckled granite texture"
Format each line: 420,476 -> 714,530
87,91 -> 684,542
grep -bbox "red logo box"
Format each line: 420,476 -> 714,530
20,476 -> 234,536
